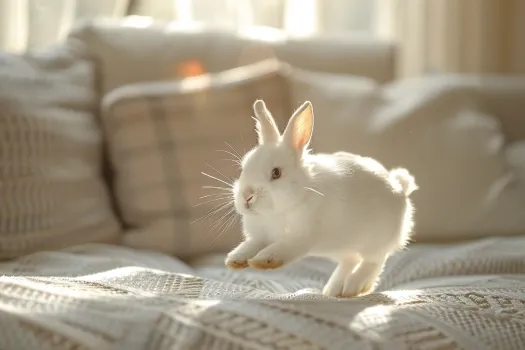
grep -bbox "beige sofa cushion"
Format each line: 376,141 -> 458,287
290,71 -> 525,242
0,43 -> 122,259
101,59 -> 290,258
68,18 -> 396,95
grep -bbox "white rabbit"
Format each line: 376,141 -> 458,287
225,100 -> 418,297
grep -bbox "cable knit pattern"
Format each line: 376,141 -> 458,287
0,236 -> 524,349
0,43 -> 121,259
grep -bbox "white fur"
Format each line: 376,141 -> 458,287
225,100 -> 417,298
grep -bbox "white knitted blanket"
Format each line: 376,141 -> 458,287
1,236 -> 525,350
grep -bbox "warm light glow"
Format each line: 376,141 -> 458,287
349,304 -> 394,333
174,0 -> 194,24
176,59 -> 206,77
284,0 -> 318,37
384,289 -> 424,299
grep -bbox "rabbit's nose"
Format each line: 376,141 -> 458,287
243,187 -> 255,207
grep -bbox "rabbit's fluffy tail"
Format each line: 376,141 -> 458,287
389,168 -> 418,196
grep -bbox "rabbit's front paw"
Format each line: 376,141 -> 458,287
248,256 -> 284,270
248,244 -> 287,269
248,241 -> 309,270
224,256 -> 249,269
225,239 -> 267,270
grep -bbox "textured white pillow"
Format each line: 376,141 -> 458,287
0,42 -> 122,259
290,71 -> 525,242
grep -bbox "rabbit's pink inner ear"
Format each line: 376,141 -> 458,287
286,101 -> 314,152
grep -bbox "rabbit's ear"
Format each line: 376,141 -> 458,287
253,100 -> 280,145
282,101 -> 314,152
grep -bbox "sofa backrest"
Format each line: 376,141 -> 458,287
66,18 -> 397,95
61,19 -> 525,250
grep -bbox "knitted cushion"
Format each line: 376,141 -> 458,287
101,59 -> 291,259
0,42 -> 122,259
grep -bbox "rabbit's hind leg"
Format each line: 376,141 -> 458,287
322,253 -> 361,297
339,253 -> 388,297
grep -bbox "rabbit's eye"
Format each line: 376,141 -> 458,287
271,167 -> 282,180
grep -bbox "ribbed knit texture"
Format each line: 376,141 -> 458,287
0,236 -> 524,349
0,43 -> 121,259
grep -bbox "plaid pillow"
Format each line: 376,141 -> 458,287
0,43 -> 122,259
102,59 -> 291,258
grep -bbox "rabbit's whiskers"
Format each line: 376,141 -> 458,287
224,141 -> 242,160
194,161 -> 237,236
199,193 -> 231,199
304,187 -> 324,196
205,162 -> 234,183
216,149 -> 241,161
202,185 -> 231,192
209,207 -> 235,231
201,172 -> 232,188
209,208 -> 238,249
190,200 -> 232,224
220,158 -> 242,167
195,140 -> 248,250
192,196 -> 232,208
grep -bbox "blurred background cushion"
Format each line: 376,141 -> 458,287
101,59 -> 290,258
0,43 -> 122,259
290,70 -> 525,242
